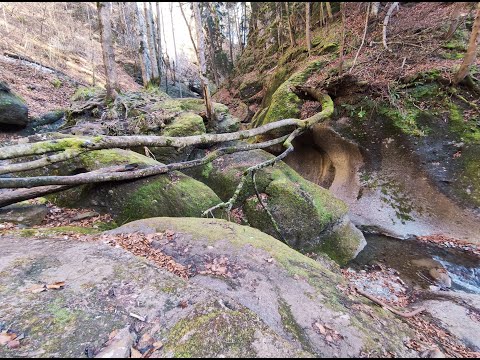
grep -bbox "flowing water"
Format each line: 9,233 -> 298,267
348,234 -> 480,294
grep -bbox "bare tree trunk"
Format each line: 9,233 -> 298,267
371,2 -> 380,17
383,2 -> 399,51
325,2 -> 333,20
160,7 -> 169,93
242,2 -> 247,50
285,2 -> 295,47
234,4 -> 242,54
320,2 -> 325,27
179,3 -> 198,57
97,2 -> 119,100
144,2 -> 159,83
205,4 -> 221,87
276,3 -> 282,53
444,2 -> 464,40
135,2 -> 152,86
278,3 -> 283,55
155,2 -> 163,80
170,3 -> 182,97
227,5 -> 233,63
306,2 -> 311,56
192,2 -> 215,125
350,2 -> 370,73
454,2 -> 480,84
338,2 -> 346,74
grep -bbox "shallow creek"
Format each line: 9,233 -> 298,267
348,234 -> 480,294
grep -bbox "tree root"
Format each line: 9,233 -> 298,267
355,287 -> 426,318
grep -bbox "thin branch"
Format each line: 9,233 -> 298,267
355,287 -> 426,318
350,2 -> 370,73
202,140 -> 298,217
0,135 -> 290,189
0,149 -> 86,175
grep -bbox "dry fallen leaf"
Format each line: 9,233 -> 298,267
29,284 -> 47,293
46,281 -> 65,290
7,339 -> 21,349
0,332 -> 16,345
325,335 -> 334,343
130,347 -> 142,358
313,322 -> 326,335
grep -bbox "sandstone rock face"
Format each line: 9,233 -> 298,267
0,217 -> 419,357
186,148 -> 366,265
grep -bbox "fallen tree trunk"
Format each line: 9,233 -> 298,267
0,88 -> 333,207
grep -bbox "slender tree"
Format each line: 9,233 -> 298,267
306,2 -> 311,56
338,2 -> 346,74
97,2 -> 119,100
192,1 -> 215,124
444,2 -> 464,40
320,2 -> 325,27
155,2 -> 163,80
454,2 -> 480,84
371,2 -> 380,17
135,2 -> 152,86
144,2 -> 159,83
170,2 -> 180,95
383,2 -> 399,51
285,2 -> 295,47
325,2 -> 333,20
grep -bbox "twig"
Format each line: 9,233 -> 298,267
355,287 -> 426,318
350,2 -> 370,73
202,135 -> 300,217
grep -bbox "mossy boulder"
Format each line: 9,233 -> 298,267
253,60 -> 327,129
238,77 -> 263,99
40,148 -> 222,224
106,217 -> 417,357
177,98 -> 240,134
162,112 -> 206,137
0,81 -> 29,127
144,111 -> 206,164
0,219 -> 418,357
186,148 -> 366,264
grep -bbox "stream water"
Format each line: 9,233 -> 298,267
348,234 -> 480,294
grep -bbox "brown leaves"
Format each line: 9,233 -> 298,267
46,281 -> 66,289
101,232 -> 190,279
199,256 -> 233,278
417,234 -> 480,255
312,321 -> 344,344
27,281 -> 65,293
43,204 -> 113,228
0,330 -> 24,349
405,315 -> 479,358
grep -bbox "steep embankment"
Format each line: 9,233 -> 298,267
219,2 -> 480,243
0,2 -> 139,119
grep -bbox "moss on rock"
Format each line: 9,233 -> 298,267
257,60 -> 327,128
187,148 -> 365,264
40,148 -> 222,223
163,112 -> 206,137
